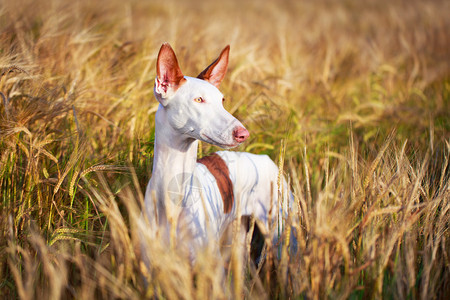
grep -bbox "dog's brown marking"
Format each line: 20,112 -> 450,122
198,153 -> 234,214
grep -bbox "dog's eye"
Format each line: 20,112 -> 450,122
222,98 -> 225,102
194,97 -> 204,103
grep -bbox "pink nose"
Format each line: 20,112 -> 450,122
233,126 -> 249,143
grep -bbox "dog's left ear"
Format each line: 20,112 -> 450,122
155,43 -> 186,105
197,45 -> 230,88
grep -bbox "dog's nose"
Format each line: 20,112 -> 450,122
233,126 -> 249,143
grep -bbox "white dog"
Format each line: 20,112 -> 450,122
143,43 -> 294,259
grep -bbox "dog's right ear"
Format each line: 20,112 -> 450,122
197,45 -> 230,88
154,43 -> 186,105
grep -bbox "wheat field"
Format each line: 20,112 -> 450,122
0,0 -> 449,299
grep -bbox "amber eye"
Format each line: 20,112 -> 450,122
194,97 -> 204,103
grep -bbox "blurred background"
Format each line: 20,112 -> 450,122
1,0 -> 448,298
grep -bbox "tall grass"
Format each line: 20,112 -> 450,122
1,0 -> 449,298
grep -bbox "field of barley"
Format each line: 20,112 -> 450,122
1,0 -> 449,299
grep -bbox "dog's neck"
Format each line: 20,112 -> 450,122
149,105 -> 199,215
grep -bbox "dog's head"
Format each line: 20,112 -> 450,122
153,43 -> 248,148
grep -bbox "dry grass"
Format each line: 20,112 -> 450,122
1,0 -> 449,299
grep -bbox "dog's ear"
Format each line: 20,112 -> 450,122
197,45 -> 230,88
155,43 -> 186,104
